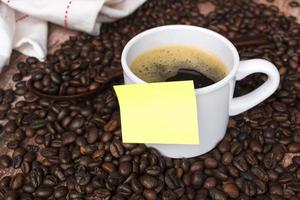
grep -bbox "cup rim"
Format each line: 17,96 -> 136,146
121,25 -> 240,94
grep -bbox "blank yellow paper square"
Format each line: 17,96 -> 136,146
114,81 -> 199,144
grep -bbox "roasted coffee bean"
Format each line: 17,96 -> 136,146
288,142 -> 300,153
130,144 -> 146,156
62,132 -> 77,145
264,152 -> 276,169
76,136 -> 87,147
110,140 -> 125,158
15,129 -> 26,140
26,57 -> 38,64
104,119 -> 119,132
54,186 -> 69,198
50,139 -> 63,148
102,162 -> 116,173
222,152 -> 233,165
255,179 -> 267,195
6,140 -> 19,149
279,172 -> 294,183
233,156 -> 248,172
59,147 -> 72,164
12,73 -> 22,82
4,121 -> 17,133
35,135 -> 45,144
268,169 -> 279,181
289,1 -> 300,7
204,158 -> 218,169
80,145 -> 97,155
68,117 -> 84,131
30,168 -> 44,188
213,168 -> 228,181
140,174 -> 158,189
35,186 -> 54,198
242,170 -> 255,181
270,184 -> 283,196
145,166 -> 161,176
165,169 -> 181,189
13,148 -> 26,157
190,161 -> 204,172
251,165 -> 269,182
10,173 -> 25,190
223,183 -> 239,199
131,178 -> 143,194
31,119 -> 47,129
41,147 -> 58,157
272,145 -> 286,161
209,188 -> 227,200
107,171 -> 123,186
91,176 -> 105,189
31,71 -> 44,81
0,155 -> 12,168
50,72 -> 62,84
143,189 -> 157,200
117,184 -> 132,196
53,166 -> 66,181
249,139 -> 263,152
203,177 -> 217,189
191,171 -> 204,189
23,183 -> 35,193
89,188 -> 110,199
0,103 -> 10,112
86,126 -> 99,144
69,190 -> 84,199
21,161 -> 31,174
23,151 -> 36,162
218,140 -> 230,153
231,141 -> 243,155
62,116 -> 73,128
80,156 -> 93,168
25,127 -> 35,137
12,155 -> 22,168
244,151 -> 258,166
15,87 -> 27,96
43,175 -> 58,186
162,190 -> 177,200
75,168 -> 91,186
119,161 -> 132,177
243,181 -> 256,197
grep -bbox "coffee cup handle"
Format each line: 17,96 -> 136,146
229,59 -> 280,116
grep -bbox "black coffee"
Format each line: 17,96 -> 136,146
166,68 -> 216,88
130,45 -> 228,88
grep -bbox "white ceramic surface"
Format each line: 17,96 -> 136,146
121,25 -> 280,158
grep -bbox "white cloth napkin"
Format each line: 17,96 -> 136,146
0,0 -> 146,72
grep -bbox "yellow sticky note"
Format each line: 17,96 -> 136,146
114,81 -> 199,144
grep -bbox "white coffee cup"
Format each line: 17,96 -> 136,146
121,25 -> 280,158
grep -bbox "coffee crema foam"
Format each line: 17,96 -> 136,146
130,45 -> 229,83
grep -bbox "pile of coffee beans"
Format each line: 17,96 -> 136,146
0,0 -> 300,199
28,40 -> 122,96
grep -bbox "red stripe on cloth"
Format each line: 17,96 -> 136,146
16,15 -> 29,22
64,0 -> 73,28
